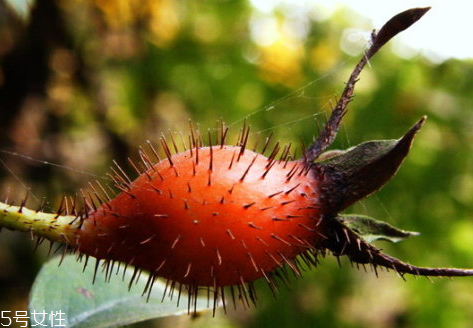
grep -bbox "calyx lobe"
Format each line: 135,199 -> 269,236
316,116 -> 426,214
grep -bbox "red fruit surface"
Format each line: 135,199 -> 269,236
74,146 -> 324,286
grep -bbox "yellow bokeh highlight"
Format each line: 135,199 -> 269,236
258,32 -> 304,87
146,0 -> 181,47
91,0 -> 181,47
94,0 -> 135,27
309,42 -> 340,72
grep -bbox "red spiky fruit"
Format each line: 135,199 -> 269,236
76,146 -> 324,287
4,7 -> 473,313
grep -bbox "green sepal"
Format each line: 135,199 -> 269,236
316,117 -> 426,212
336,214 -> 419,243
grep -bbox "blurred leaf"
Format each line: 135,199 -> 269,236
29,255 -> 212,328
336,214 -> 419,243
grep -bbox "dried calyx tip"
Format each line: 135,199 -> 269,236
368,7 -> 431,59
304,8 -> 430,163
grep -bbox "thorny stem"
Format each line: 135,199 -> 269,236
304,7 -> 431,163
325,220 -> 473,277
0,202 -> 77,243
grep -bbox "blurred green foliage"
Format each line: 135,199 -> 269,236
1,1 -> 473,327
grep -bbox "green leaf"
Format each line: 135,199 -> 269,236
336,214 -> 419,243
29,255 -> 213,328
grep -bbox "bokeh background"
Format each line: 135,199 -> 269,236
1,1 -> 473,327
